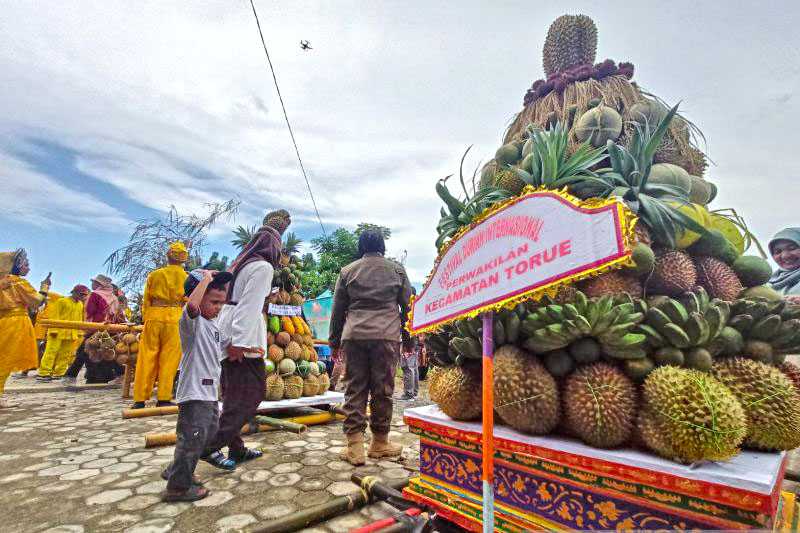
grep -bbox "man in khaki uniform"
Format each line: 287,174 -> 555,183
329,229 -> 413,465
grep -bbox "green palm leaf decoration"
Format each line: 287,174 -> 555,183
283,232 -> 303,255
231,224 -> 257,250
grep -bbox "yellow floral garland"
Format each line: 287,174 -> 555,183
407,186 -> 638,335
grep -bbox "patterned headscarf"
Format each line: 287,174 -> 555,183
0,249 -> 26,276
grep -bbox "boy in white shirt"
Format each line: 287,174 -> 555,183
161,269 -> 232,502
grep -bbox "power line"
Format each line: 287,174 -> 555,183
248,0 -> 327,236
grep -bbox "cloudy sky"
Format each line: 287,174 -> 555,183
1,1 -> 798,295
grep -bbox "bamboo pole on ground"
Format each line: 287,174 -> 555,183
252,477 -> 410,533
123,405 -> 180,419
143,412 -> 343,448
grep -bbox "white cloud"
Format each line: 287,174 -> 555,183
1,1 -> 798,283
0,152 -> 129,231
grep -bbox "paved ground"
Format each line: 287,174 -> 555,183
0,373 -> 431,533
4,368 -> 800,533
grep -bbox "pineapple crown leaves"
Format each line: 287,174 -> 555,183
570,103 -> 709,248
511,122 -> 607,189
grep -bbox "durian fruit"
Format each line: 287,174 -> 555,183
302,374 -> 319,396
647,250 -> 697,296
494,169 -> 527,195
712,358 -> 800,451
779,362 -> 800,394
317,372 -> 330,394
732,256 -> 773,287
267,345 -> 284,363
276,332 -> 291,348
266,374 -> 285,401
573,106 -> 622,147
290,292 -> 305,306
562,363 -> 636,448
427,366 -> 445,404
542,14 -> 598,77
285,341 -> 303,361
479,160 -> 498,189
580,271 -> 642,298
284,375 -> 304,399
638,366 -> 747,463
435,364 -> 482,421
494,346 -> 560,435
695,256 -> 743,301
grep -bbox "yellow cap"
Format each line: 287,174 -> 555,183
168,242 -> 188,255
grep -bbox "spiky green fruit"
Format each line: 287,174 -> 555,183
494,345 -> 560,435
436,364 -> 482,421
563,363 -> 636,448
542,14 -> 598,77
638,366 -> 747,463
712,358 -> 800,451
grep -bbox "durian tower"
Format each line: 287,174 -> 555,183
425,13 -> 800,464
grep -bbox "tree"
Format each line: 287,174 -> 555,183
283,232 -> 303,255
104,200 -> 240,291
231,224 -> 257,250
298,224 -> 392,298
355,223 -> 391,240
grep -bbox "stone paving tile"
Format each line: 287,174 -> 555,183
0,378 -> 426,532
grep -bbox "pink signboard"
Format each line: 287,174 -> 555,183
409,189 -> 635,333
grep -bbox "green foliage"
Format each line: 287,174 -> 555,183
300,225 -> 390,298
283,232 -> 303,255
231,224 -> 257,250
355,223 -> 391,240
512,122 -> 607,189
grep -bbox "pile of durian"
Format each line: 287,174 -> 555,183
425,14 -> 800,465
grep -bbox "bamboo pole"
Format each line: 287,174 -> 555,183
123,405 -> 179,419
143,412 -> 343,448
252,478 -> 410,533
254,415 -> 307,434
37,319 -> 143,333
121,364 -> 134,399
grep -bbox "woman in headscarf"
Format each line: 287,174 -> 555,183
769,227 -> 800,304
202,209 -> 288,469
0,249 -> 44,407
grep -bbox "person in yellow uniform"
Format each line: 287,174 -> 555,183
10,290 -> 61,378
0,249 -> 44,408
37,285 -> 90,381
132,242 -> 189,409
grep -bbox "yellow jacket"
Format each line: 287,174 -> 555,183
34,292 -> 62,339
0,275 -> 43,316
142,264 -> 188,322
48,296 -> 85,340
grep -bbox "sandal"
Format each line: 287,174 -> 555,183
231,448 -> 263,463
160,470 -> 205,486
202,451 -> 236,471
161,485 -> 209,502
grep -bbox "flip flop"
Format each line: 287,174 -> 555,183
160,470 -> 205,486
231,448 -> 263,463
161,485 -> 209,502
202,451 -> 236,471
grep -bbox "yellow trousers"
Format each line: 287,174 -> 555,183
0,314 -> 37,395
39,337 -> 79,377
134,320 -> 182,402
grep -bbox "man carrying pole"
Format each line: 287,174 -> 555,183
132,242 -> 189,409
37,285 -> 89,381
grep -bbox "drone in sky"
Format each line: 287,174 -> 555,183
300,40 -> 312,51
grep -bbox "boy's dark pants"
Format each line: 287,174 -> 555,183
165,400 -> 219,491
